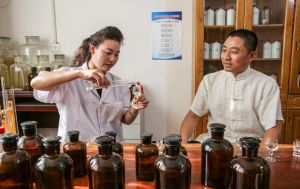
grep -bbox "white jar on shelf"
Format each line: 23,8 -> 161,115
204,40 -> 209,59
252,5 -> 260,25
216,6 -> 226,25
207,6 -> 214,26
226,6 -> 236,25
271,39 -> 282,58
204,9 -> 207,26
211,39 -> 221,59
263,40 -> 272,58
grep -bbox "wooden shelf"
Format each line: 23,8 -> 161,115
0,90 -> 33,98
252,24 -> 284,29
16,100 -> 57,112
204,25 -> 235,30
253,58 -> 282,61
204,59 -> 221,61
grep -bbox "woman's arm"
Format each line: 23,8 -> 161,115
31,69 -> 110,91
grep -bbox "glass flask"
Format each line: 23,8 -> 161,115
35,55 -> 53,73
88,135 -> 125,188
52,54 -> 67,70
154,136 -> 191,189
105,131 -> 124,158
63,130 -> 87,178
0,133 -> 33,189
201,123 -> 234,188
18,121 -> 44,182
0,56 -> 10,88
35,136 -> 74,189
10,55 -> 26,90
28,67 -> 38,91
18,55 -> 31,90
229,137 -> 270,189
162,134 -> 187,156
136,132 -> 159,181
18,36 -> 49,67
0,37 -> 17,88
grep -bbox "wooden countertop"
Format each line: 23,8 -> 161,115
37,143 -> 300,188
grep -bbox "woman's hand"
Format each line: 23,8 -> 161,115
79,69 -> 111,89
131,94 -> 149,110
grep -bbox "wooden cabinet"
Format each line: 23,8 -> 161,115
285,110 -> 300,144
193,0 -> 296,143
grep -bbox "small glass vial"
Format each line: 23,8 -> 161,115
52,54 -> 67,70
154,135 -> 191,189
88,135 -> 125,188
105,131 -> 123,158
0,133 -> 33,188
201,123 -> 234,188
18,121 -> 44,182
63,130 -> 87,178
35,136 -> 74,188
163,134 -> 187,156
229,137 -> 271,189
28,67 -> 38,91
136,132 -> 159,181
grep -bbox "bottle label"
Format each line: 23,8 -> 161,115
276,48 -> 280,51
15,67 -> 22,72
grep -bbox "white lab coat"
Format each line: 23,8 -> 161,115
33,63 -> 131,142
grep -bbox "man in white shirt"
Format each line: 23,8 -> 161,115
180,29 -> 283,144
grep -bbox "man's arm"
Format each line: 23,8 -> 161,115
261,120 -> 282,144
180,110 -> 201,144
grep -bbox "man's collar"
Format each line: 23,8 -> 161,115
225,66 -> 251,80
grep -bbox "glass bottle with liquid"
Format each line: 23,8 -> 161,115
0,133 -> 33,189
63,130 -> 87,178
105,131 -> 124,158
52,54 -> 67,70
28,67 -> 38,91
201,123 -> 234,188
88,135 -> 125,188
35,55 -> 53,73
136,132 -> 159,181
35,136 -> 74,189
229,137 -> 270,189
163,134 -> 187,156
18,36 -> 49,67
154,135 -> 191,189
0,56 -> 10,88
261,5 -> 271,25
10,55 -> 25,90
18,121 -> 44,182
18,55 -> 31,90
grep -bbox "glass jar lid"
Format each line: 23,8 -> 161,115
42,136 -> 61,146
141,132 -> 153,139
54,54 -> 65,60
163,135 -> 182,146
210,123 -> 226,132
240,137 -> 261,149
67,130 -> 80,137
105,131 -> 117,137
96,135 -> 113,146
20,121 -> 38,129
169,134 -> 182,138
0,133 -> 19,143
0,37 -> 11,44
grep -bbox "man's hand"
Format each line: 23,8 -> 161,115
261,120 -> 282,144
180,110 -> 201,144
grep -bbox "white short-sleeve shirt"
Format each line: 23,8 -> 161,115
33,63 -> 131,142
191,67 -> 284,143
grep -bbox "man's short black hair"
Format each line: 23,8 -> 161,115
226,29 -> 258,53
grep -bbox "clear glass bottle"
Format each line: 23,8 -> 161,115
35,136 -> 74,189
35,55 -> 53,73
229,137 -> 271,189
136,132 -> 159,181
18,55 -> 31,90
88,135 -> 125,188
163,134 -> 187,156
105,131 -> 124,158
52,54 -> 67,70
10,56 -> 25,90
18,121 -> 44,182
28,67 -> 38,91
201,123 -> 234,188
63,130 -> 87,178
261,5 -> 271,25
154,136 -> 191,189
0,133 -> 33,188
18,36 -> 49,67
0,56 -> 10,88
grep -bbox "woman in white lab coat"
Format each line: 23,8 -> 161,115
31,26 -> 149,142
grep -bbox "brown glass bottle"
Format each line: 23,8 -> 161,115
18,121 -> 44,182
63,130 -> 87,178
229,137 -> 270,189
201,123 -> 234,188
154,136 -> 191,189
88,135 -> 125,188
136,132 -> 159,181
35,136 -> 74,189
257,40 -> 263,58
28,67 -> 38,91
105,131 -> 123,158
0,133 -> 33,189
162,134 -> 187,156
